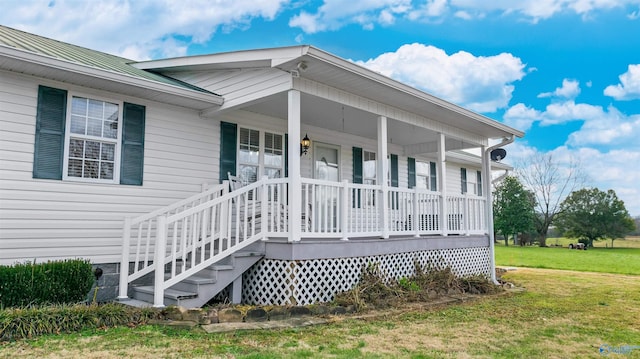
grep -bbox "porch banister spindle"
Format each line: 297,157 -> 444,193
261,176 -> 268,240
118,217 -> 132,300
413,188 -> 420,238
153,215 -> 167,308
341,179 -> 349,241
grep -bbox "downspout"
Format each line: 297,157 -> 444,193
484,135 -> 515,285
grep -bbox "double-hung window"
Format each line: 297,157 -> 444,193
65,96 -> 121,182
237,127 -> 284,184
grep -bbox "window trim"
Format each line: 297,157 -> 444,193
236,126 -> 285,184
62,92 -> 124,184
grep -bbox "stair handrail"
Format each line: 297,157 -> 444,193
118,181 -> 229,301
120,177 -> 284,306
151,177 -> 281,307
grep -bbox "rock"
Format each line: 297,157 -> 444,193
329,306 -> 347,315
205,308 -> 219,324
289,306 -> 312,317
310,305 -> 330,315
183,308 -> 204,323
163,306 -> 187,321
268,307 -> 290,321
427,290 -> 438,299
218,308 -> 244,323
246,308 -> 268,322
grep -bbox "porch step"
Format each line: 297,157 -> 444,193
128,246 -> 265,308
132,286 -> 198,307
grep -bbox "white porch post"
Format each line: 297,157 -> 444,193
377,116 -> 389,239
288,90 -> 302,242
437,133 -> 448,236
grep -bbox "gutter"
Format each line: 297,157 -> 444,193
484,135 -> 515,285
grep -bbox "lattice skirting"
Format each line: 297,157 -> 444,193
242,246 -> 491,305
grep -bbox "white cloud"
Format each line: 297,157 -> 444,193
289,0 -> 411,33
604,64 -> 640,100
567,111 -> 640,147
503,103 -> 541,131
289,0 -> 640,32
538,79 -> 581,99
0,0 -> 288,60
451,0 -> 636,22
355,43 -> 526,113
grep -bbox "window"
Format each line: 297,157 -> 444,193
363,150 -> 376,185
237,127 -> 284,184
33,85 -> 145,185
476,170 -> 483,196
416,161 -> 430,189
65,96 -> 121,182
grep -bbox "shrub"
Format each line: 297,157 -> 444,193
0,259 -> 94,307
0,303 -> 161,341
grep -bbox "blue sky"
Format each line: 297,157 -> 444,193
2,0 -> 639,215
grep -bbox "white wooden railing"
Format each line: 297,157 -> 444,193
298,178 -> 486,239
119,177 -> 487,306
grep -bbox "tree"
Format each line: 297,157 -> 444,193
556,188 -> 636,247
493,176 -> 536,246
516,153 -> 586,247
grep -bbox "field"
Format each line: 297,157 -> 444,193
495,236 -> 640,275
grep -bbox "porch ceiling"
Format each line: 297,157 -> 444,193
244,92 -> 474,153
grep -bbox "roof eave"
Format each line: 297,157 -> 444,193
0,45 -> 224,109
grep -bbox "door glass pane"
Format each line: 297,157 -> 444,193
314,145 -> 339,182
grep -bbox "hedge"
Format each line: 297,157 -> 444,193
0,259 -> 94,307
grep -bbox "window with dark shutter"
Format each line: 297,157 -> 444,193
461,168 -> 468,194
219,121 -> 237,183
120,103 -> 145,185
33,86 -> 67,180
407,157 -> 416,188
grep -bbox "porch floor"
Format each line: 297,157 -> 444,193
259,234 -> 490,261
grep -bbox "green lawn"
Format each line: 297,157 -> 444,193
3,268 -> 639,358
495,245 -> 640,275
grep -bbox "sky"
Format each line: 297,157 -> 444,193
2,0 -> 640,215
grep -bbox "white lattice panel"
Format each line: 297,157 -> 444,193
242,246 -> 490,305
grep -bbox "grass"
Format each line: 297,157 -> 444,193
495,236 -> 640,275
2,268 -> 639,358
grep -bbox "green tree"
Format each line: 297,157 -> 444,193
493,176 -> 536,246
556,188 -> 636,247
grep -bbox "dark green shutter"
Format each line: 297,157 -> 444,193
352,147 -> 363,184
461,168 -> 467,194
390,154 -> 398,187
430,162 -> 437,191
120,103 -> 145,185
33,85 -> 67,180
219,121 -> 237,183
407,157 -> 416,188
352,147 -> 363,208
477,170 -> 483,196
284,133 -> 288,178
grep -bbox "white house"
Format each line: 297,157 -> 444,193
0,25 -> 522,307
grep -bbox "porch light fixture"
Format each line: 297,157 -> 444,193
300,134 -> 311,156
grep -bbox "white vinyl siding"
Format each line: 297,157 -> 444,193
0,72 -> 218,265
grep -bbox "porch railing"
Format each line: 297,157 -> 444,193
299,178 -> 487,239
119,177 -> 487,306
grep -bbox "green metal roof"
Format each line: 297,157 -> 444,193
0,25 -> 210,93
